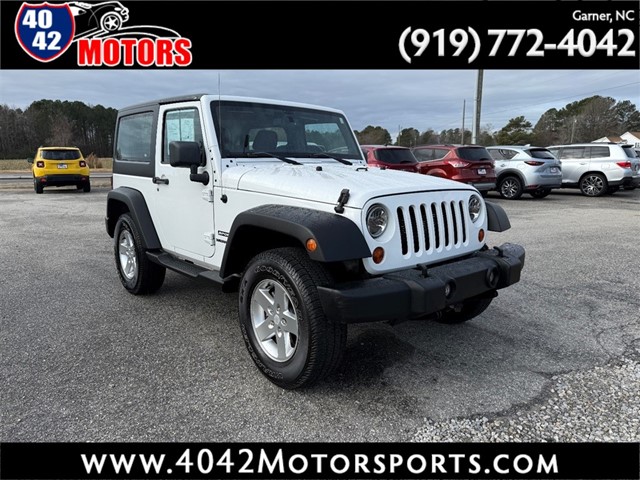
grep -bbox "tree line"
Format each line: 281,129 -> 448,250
1,95 -> 638,159
0,100 -> 117,159
355,95 -> 640,147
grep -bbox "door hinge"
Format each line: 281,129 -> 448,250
202,189 -> 214,202
204,232 -> 215,246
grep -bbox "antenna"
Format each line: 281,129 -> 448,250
217,72 -> 222,151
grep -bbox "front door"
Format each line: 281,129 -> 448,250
152,103 -> 215,259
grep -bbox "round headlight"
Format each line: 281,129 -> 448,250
468,194 -> 482,223
366,204 -> 388,238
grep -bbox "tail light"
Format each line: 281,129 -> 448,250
524,161 -> 544,166
79,160 -> 87,167
616,161 -> 632,169
446,160 -> 471,168
36,161 -> 44,168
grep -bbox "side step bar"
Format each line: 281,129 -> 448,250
147,251 -> 225,284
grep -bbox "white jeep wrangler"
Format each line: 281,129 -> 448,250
106,94 -> 525,389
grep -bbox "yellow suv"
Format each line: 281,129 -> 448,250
28,147 -> 91,194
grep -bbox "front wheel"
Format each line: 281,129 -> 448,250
580,173 -> 607,197
498,176 -> 523,200
238,248 -> 346,389
437,296 -> 494,324
114,213 -> 166,295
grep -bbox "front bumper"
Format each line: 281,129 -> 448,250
318,242 -> 525,324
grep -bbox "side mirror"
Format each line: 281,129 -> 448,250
27,157 -> 33,164
169,141 -> 202,168
169,141 -> 209,185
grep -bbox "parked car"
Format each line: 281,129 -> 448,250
361,145 -> 419,172
546,143 -> 640,196
486,146 -> 562,199
28,147 -> 91,194
412,144 -> 496,193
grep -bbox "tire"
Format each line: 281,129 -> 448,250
437,296 -> 493,324
114,214 -> 166,295
34,179 -> 43,194
498,175 -> 523,200
238,247 -> 346,389
100,13 -> 122,31
579,173 -> 607,197
530,188 -> 551,199
83,181 -> 91,193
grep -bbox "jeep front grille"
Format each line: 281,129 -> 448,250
396,201 -> 468,256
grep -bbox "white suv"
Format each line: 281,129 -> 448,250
547,143 -> 640,196
106,95 -> 525,388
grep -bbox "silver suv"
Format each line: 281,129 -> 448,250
547,143 -> 640,197
487,146 -> 562,199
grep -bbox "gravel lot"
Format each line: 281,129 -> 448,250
1,185 -> 639,443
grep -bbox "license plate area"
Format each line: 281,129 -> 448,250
477,168 -> 486,175
57,164 -> 68,169
550,167 -> 559,173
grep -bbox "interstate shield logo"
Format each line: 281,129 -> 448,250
15,3 -> 75,62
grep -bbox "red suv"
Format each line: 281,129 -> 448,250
361,145 -> 419,172
411,144 -> 496,192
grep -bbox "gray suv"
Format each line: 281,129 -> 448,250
547,143 -> 640,197
487,146 -> 562,199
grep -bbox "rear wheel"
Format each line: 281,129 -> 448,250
34,179 -> 43,194
579,173 -> 607,197
83,181 -> 91,193
239,247 -> 346,389
437,296 -> 494,324
530,188 -> 551,199
114,214 -> 165,295
498,176 -> 523,200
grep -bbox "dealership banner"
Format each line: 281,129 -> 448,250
1,1 -> 639,69
1,442 -> 639,479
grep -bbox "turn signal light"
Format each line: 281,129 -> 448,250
478,229 -> 485,242
36,161 -> 44,168
79,160 -> 87,167
305,238 -> 317,252
372,247 -> 385,264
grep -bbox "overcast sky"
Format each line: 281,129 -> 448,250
1,70 -> 638,137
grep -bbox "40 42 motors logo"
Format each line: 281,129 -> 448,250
15,1 -> 192,66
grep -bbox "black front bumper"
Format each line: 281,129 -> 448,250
318,243 -> 525,324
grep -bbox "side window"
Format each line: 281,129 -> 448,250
163,108 -> 203,164
590,146 -> 610,158
488,149 -> 503,160
548,148 -> 560,158
432,148 -> 448,160
500,149 -> 517,160
561,147 -> 586,159
413,149 -> 433,161
115,112 -> 154,163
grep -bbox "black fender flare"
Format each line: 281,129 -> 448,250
485,201 -> 511,232
220,205 -> 371,278
106,187 -> 162,250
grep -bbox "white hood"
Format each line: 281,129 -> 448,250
221,162 -> 476,209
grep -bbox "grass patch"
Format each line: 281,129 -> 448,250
0,158 -> 113,172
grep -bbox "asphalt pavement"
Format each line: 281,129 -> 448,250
1,185 -> 638,442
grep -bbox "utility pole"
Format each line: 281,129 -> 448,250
472,69 -> 484,145
461,99 -> 466,144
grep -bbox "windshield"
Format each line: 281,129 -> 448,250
527,148 -> 556,159
40,149 -> 81,160
457,147 -> 492,161
211,101 -> 362,160
375,148 -> 417,164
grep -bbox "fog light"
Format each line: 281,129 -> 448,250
372,247 -> 384,264
444,281 -> 455,299
478,229 -> 485,242
486,267 -> 499,288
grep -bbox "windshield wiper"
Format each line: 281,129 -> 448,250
245,151 -> 302,165
306,152 -> 353,166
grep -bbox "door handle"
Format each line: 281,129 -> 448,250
152,176 -> 169,185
